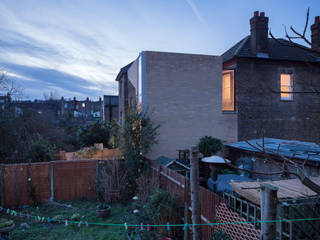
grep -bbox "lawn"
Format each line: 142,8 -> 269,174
0,201 -> 139,240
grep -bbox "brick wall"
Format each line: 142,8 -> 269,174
236,58 -> 320,142
145,51 -> 238,159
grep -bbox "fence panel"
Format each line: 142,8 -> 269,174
2,162 -> 50,207
150,160 -> 226,239
53,160 -> 96,201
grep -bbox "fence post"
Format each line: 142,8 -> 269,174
50,161 -> 54,201
260,183 -> 278,240
95,160 -> 99,201
0,165 -> 4,206
184,171 -> 189,240
190,146 -> 201,240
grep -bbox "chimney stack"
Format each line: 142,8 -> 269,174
311,16 -> 320,51
250,11 -> 269,55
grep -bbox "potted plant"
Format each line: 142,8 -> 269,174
96,202 -> 111,218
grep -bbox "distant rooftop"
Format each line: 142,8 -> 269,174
225,138 -> 320,162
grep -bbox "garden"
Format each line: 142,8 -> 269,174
0,109 -> 185,239
0,192 -> 178,240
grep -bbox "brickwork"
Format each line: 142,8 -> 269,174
145,51 -> 238,159
236,58 -> 320,142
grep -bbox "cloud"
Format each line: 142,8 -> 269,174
0,1 -> 135,99
1,63 -> 117,100
185,0 -> 209,29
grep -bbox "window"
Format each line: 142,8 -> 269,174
222,71 -> 235,111
280,74 -> 293,100
82,103 -> 86,108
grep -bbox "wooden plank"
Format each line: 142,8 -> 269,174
231,177 -> 320,205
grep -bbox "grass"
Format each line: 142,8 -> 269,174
0,200 -> 136,240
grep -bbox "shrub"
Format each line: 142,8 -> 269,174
27,138 -> 55,162
198,136 -> 222,157
136,171 -> 159,205
78,121 -> 111,148
96,159 -> 128,203
120,109 -> 159,181
210,230 -> 232,240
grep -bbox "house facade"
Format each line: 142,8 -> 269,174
116,11 -> 320,160
116,52 -> 237,159
222,11 -> 320,142
60,97 -> 103,121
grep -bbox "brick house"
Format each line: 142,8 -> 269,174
116,11 -> 320,160
222,11 -> 320,142
60,97 -> 103,121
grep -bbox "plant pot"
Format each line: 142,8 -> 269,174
96,207 -> 111,218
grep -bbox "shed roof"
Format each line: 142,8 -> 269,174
225,138 -> 320,163
230,177 -> 320,205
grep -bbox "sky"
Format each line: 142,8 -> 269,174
0,0 -> 319,100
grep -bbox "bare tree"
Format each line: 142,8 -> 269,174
269,8 -> 320,55
0,69 -> 23,100
43,90 -> 60,101
269,8 -> 320,96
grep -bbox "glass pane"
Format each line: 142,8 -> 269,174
280,74 -> 293,100
222,72 -> 234,111
281,74 -> 291,86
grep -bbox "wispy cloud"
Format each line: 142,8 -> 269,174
0,1 -> 135,99
185,0 -> 209,29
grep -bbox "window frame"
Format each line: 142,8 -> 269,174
222,70 -> 236,112
280,73 -> 294,101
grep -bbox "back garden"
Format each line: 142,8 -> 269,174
0,109 -> 189,239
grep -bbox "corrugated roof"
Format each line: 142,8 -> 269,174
222,36 -> 319,63
225,138 -> 320,162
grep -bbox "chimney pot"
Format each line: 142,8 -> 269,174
250,11 -> 269,54
315,16 -> 319,23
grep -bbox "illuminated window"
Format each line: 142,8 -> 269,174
222,71 -> 235,111
82,103 -> 86,108
280,74 -> 293,100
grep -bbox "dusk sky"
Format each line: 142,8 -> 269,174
0,0 -> 319,100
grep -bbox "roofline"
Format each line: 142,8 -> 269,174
115,61 -> 134,82
225,55 -> 320,64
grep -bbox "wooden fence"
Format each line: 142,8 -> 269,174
150,160 -> 261,240
150,160 -> 225,239
0,159 -> 117,208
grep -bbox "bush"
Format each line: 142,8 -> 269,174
120,109 -> 159,181
210,230 -> 232,240
78,121 -> 111,148
27,138 -> 55,162
198,136 -> 222,157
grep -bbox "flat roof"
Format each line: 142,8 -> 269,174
225,138 -> 320,162
230,177 -> 320,205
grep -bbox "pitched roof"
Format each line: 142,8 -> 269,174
115,62 -> 133,82
222,36 -> 319,63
